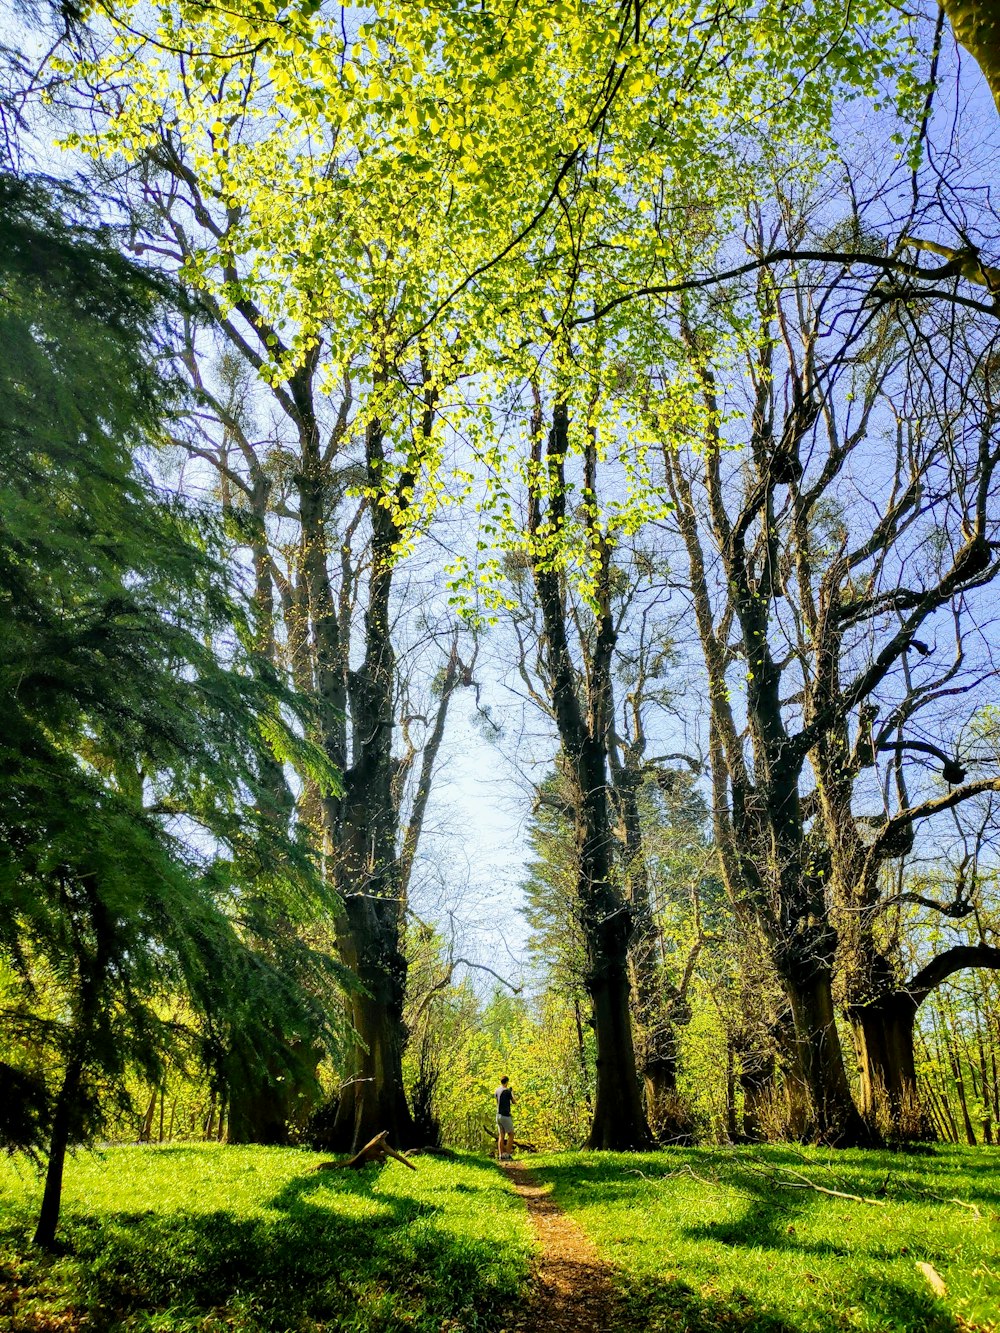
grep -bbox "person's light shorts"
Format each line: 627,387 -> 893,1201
496,1114 -> 514,1133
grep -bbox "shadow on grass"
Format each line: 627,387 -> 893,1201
602,1270 -> 953,1333
527,1157 -> 959,1333
2,1156 -> 528,1333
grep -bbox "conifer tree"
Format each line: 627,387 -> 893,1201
0,173 -> 344,1246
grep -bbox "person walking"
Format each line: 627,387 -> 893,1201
494,1076 -> 515,1161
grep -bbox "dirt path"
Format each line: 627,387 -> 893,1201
503,1162 -> 622,1333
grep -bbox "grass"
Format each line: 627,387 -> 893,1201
0,1144 -> 534,1332
528,1143 -> 1000,1332
1,1142 -> 998,1332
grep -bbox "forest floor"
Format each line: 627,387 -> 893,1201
0,1143 -> 997,1332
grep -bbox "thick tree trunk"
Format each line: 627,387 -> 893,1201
849,995 -> 932,1140
577,733 -> 651,1150
579,836 -> 651,1150
586,961 -> 650,1150
610,758 -> 692,1142
941,0 -> 1000,113
784,968 -> 876,1146
529,398 -> 651,1153
33,1055 -> 82,1251
845,946 -> 1000,1141
325,412 -> 421,1155
332,893 -> 416,1151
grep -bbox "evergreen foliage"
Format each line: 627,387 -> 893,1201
0,172 -> 344,1240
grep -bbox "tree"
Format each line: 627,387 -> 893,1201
48,0 -> 996,1155
0,172 -> 343,1244
517,392 -> 650,1149
61,119 -> 480,1149
939,0 -> 1000,113
661,176 -> 1000,1142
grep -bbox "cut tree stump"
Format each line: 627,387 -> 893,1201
316,1130 -> 417,1171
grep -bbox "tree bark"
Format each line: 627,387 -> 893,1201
33,1054 -> 82,1251
577,740 -> 650,1150
329,411 -> 418,1152
586,956 -> 650,1149
941,0 -> 1000,113
611,764 -> 684,1137
783,967 -> 873,1145
848,945 -> 1000,1139
662,425 -> 872,1145
332,893 -> 416,1149
848,994 -> 930,1139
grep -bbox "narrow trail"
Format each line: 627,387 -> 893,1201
503,1162 -> 622,1333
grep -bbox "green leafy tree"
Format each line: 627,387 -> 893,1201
0,173 -> 344,1246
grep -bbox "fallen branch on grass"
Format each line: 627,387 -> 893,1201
316,1130 -> 417,1172
906,1188 -> 981,1219
743,1161 -> 886,1207
629,1158 -> 885,1206
628,1164 -> 724,1191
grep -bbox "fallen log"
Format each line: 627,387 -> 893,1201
316,1130 -> 417,1171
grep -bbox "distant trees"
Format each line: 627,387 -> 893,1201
0,174 -> 343,1244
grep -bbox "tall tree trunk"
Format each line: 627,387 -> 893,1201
609,756 -> 692,1141
332,895 -> 415,1149
941,0 -> 1000,113
33,1054 -> 82,1251
662,436 -> 871,1147
586,960 -> 649,1149
528,397 -> 651,1152
329,411 -> 418,1153
847,946 -> 1000,1140
848,994 -> 931,1139
783,963 -> 873,1145
578,741 -> 650,1150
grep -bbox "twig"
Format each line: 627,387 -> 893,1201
906,1188 -> 981,1219
628,1164 -> 722,1190
763,1165 -> 886,1207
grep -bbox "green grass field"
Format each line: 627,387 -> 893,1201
0,1144 -> 997,1332
0,1145 -> 533,1332
531,1145 -> 1000,1332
